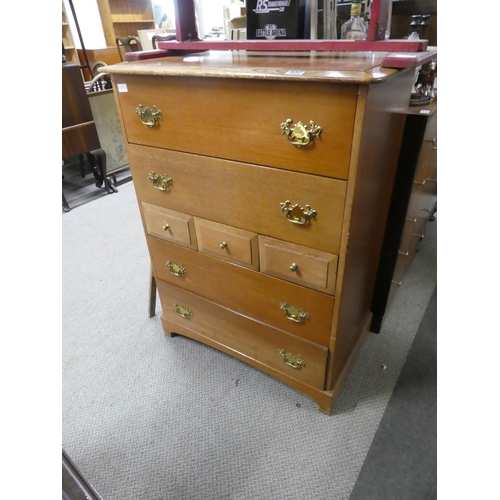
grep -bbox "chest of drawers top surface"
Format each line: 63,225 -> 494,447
103,50 -> 399,81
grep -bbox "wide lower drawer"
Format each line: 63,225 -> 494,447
114,74 -> 357,179
149,236 -> 334,346
130,145 -> 347,255
157,280 -> 329,389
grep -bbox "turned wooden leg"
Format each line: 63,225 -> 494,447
92,148 -> 117,194
86,152 -> 103,187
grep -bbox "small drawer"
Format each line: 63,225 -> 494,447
157,280 -> 329,390
194,218 -> 259,270
142,202 -> 198,250
259,236 -> 338,295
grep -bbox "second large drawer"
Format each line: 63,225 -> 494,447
130,144 -> 347,255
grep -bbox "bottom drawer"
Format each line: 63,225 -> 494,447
157,280 -> 328,389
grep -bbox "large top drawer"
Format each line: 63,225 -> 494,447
114,74 -> 357,179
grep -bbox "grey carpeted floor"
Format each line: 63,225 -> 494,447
62,168 -> 436,500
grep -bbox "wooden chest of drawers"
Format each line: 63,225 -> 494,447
105,51 -> 416,414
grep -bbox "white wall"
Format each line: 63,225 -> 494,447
63,0 -> 106,49
65,0 -> 236,48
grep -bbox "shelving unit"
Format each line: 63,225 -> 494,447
62,1 -> 80,64
96,0 -> 155,47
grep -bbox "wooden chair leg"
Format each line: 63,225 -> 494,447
149,263 -> 157,318
91,148 -> 117,194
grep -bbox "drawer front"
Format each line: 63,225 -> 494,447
194,217 -> 259,270
142,202 -> 198,249
130,145 -> 347,255
149,236 -> 334,346
157,280 -> 328,389
115,74 -> 357,179
259,235 -> 338,295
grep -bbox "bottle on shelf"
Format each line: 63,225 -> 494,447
408,14 -> 422,40
341,1 -> 367,40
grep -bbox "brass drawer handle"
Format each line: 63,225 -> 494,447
148,171 -> 173,191
280,200 -> 317,225
280,302 -> 310,323
289,263 -> 298,272
432,137 -> 437,149
278,349 -> 306,370
136,104 -> 162,127
280,119 -> 322,148
414,179 -> 426,186
220,241 -> 228,249
162,224 -> 170,231
173,303 -> 192,318
166,260 -> 187,277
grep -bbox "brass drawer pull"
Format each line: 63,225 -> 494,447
162,224 -> 170,231
280,119 -> 322,148
166,260 -> 187,277
280,302 -> 310,323
220,241 -> 228,249
414,179 -> 426,186
148,171 -> 173,191
432,137 -> 437,149
289,263 -> 298,272
398,250 -> 409,256
280,200 -> 317,225
136,104 -> 162,127
278,349 -> 306,370
173,303 -> 192,318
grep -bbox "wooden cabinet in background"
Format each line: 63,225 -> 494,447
96,0 -> 155,47
371,99 -> 437,333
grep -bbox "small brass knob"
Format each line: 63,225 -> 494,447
220,242 -> 228,249
290,263 -> 298,272
162,224 -> 170,231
